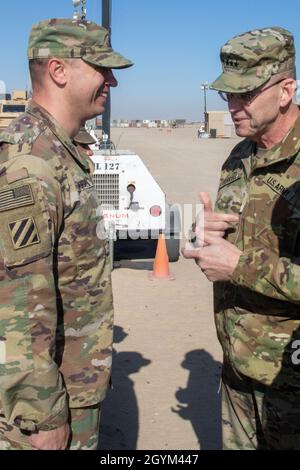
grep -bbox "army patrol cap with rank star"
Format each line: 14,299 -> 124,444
210,26 -> 296,93
28,18 -> 133,69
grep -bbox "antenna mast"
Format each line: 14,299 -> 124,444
102,0 -> 112,142
72,0 -> 86,20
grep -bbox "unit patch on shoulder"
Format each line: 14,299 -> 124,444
0,185 -> 34,213
8,217 -> 40,250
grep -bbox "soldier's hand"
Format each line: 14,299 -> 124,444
191,192 -> 239,246
183,235 -> 242,282
28,423 -> 70,450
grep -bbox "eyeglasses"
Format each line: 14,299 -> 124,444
218,79 -> 286,105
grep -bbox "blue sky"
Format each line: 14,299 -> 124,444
1,0 -> 300,121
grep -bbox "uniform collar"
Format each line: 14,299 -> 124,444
27,101 -> 91,172
251,113 -> 300,172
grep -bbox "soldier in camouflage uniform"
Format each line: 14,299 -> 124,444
183,27 -> 300,449
0,18 -> 132,450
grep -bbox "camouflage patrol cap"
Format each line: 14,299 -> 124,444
74,127 -> 96,145
210,27 -> 295,93
28,18 -> 133,69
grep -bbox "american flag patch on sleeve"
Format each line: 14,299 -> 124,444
0,185 -> 34,212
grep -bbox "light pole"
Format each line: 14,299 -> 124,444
201,82 -> 209,133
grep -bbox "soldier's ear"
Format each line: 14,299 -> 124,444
280,78 -> 296,107
48,59 -> 68,87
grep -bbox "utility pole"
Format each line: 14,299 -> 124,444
102,0 -> 112,142
201,82 -> 209,132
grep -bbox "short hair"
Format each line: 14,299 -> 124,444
274,69 -> 297,81
29,59 -> 49,91
29,58 -> 80,91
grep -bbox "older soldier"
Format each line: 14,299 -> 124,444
184,27 -> 300,449
0,19 -> 132,450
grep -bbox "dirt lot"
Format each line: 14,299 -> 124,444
99,127 -> 240,450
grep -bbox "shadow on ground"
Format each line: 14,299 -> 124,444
173,349 -> 222,450
99,326 -> 151,450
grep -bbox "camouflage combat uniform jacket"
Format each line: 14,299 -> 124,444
0,101 -> 113,432
215,114 -> 300,386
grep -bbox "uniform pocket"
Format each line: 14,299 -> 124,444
68,187 -> 108,272
0,279 -> 33,374
253,208 -> 300,258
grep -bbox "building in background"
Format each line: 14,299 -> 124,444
205,111 -> 236,138
0,90 -> 29,130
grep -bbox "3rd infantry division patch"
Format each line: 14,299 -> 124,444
8,217 -> 40,250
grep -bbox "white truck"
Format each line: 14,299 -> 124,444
91,141 -> 181,267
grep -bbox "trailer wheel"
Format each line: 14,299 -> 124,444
166,235 -> 180,262
107,224 -> 115,270
165,203 -> 181,262
109,237 -> 114,270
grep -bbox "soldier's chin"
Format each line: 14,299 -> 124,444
234,122 -> 251,138
95,100 -> 106,114
86,105 -> 105,120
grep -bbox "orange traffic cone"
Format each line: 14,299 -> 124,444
149,234 -> 175,281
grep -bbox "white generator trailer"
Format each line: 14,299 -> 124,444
91,147 -> 181,266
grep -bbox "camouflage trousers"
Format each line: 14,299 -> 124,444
0,404 -> 101,450
222,362 -> 300,450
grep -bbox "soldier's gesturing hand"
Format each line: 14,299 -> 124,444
28,423 -> 70,450
189,192 -> 239,248
190,192 -> 239,247
183,235 -> 242,282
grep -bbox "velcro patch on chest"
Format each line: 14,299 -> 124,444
0,184 -> 34,213
75,179 -> 94,192
8,217 -> 40,250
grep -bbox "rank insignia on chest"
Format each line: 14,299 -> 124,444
8,217 -> 40,250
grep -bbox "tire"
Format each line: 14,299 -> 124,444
107,224 -> 115,270
166,235 -> 180,262
109,237 -> 114,270
165,203 -> 181,262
